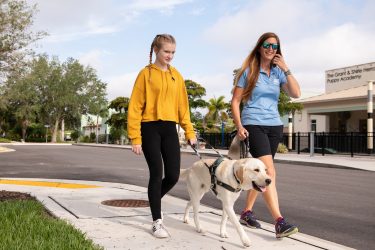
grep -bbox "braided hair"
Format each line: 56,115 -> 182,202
148,34 -> 176,83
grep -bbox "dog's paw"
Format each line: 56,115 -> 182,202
242,237 -> 251,247
183,218 -> 189,224
200,229 -> 207,236
220,231 -> 228,238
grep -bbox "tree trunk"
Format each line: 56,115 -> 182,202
60,119 -> 65,142
21,119 -> 28,141
51,119 -> 59,143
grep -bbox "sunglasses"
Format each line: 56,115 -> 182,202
262,42 -> 279,50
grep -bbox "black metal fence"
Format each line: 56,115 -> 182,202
199,132 -> 234,150
281,132 -> 375,156
199,132 -> 375,156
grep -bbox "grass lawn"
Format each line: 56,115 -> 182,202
0,191 -> 103,250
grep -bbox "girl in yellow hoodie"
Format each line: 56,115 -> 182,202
127,34 -> 196,238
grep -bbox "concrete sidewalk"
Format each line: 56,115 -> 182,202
0,178 -> 354,250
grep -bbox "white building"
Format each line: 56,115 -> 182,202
81,114 -> 108,136
294,62 -> 375,133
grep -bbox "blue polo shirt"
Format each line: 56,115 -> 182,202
236,67 -> 287,126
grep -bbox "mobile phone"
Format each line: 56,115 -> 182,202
272,53 -> 280,68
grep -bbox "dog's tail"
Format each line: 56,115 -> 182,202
179,168 -> 189,181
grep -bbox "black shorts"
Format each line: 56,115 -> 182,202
243,125 -> 283,158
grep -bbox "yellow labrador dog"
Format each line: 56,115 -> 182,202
180,156 -> 271,247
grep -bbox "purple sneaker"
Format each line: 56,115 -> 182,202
239,210 -> 261,229
275,217 -> 298,238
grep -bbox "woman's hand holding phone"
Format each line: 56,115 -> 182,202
272,54 -> 288,72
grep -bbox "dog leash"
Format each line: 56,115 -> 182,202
194,137 -> 227,159
240,136 -> 250,159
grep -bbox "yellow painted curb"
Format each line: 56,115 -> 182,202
0,146 -> 14,153
0,179 -> 101,189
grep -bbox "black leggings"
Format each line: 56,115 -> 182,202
141,121 -> 181,221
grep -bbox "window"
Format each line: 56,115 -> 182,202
311,119 -> 317,132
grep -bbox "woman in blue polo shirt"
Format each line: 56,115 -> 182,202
231,32 -> 301,238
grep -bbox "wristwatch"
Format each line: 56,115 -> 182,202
284,69 -> 292,76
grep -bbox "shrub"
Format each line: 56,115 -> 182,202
277,143 -> 288,153
5,130 -> 21,141
89,132 -> 96,142
0,138 -> 11,143
71,130 -> 80,142
78,135 -> 90,143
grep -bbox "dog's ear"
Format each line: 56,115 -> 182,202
228,135 -> 241,160
236,164 -> 245,184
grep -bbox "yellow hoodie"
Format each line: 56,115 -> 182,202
127,64 -> 195,145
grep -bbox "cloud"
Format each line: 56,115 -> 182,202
45,26 -> 119,43
288,23 -> 375,70
30,0 -> 194,42
78,49 -> 111,71
202,0 -> 375,96
189,7 -> 205,16
30,0 -> 121,42
186,72 -> 234,103
203,0 -> 321,48
129,0 -> 193,14
106,72 -> 139,101
285,23 -> 375,96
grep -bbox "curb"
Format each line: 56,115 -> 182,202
73,143 -> 368,171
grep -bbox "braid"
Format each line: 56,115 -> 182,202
148,42 -> 154,83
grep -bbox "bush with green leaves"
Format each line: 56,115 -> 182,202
71,130 -> 80,142
89,132 -> 96,142
277,143 -> 288,153
0,138 -> 11,143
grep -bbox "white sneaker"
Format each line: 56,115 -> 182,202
152,219 -> 170,238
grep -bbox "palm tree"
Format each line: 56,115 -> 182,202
205,96 -> 230,124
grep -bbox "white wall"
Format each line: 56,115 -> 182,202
293,111 -> 328,132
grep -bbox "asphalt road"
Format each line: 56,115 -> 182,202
0,145 -> 374,250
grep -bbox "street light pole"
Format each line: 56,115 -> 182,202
44,125 -> 50,143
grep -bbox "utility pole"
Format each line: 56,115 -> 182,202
367,80 -> 374,154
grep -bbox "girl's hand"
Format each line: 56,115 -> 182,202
132,144 -> 142,155
188,137 -> 197,147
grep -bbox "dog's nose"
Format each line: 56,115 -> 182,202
265,179 -> 272,185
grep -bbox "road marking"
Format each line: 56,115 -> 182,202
0,146 -> 15,153
0,179 -> 101,189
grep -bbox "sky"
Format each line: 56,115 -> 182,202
28,0 -> 375,104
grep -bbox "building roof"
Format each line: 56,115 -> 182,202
295,84 -> 374,104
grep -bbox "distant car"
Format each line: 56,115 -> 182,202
65,134 -> 72,141
300,147 -> 337,154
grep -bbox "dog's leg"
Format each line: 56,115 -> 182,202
184,179 -> 195,224
192,195 -> 206,234
183,200 -> 192,223
185,178 -> 206,234
223,204 -> 251,247
220,210 -> 229,238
